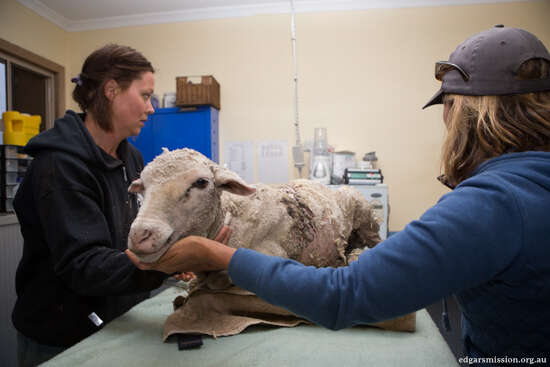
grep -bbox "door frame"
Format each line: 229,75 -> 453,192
0,38 -> 65,129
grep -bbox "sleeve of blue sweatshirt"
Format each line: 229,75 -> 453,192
228,174 -> 524,330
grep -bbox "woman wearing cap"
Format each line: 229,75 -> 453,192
12,44 -> 172,366
128,26 -> 550,359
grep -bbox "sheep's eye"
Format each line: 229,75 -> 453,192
192,178 -> 209,189
181,178 -> 209,200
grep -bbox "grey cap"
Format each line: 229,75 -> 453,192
423,25 -> 550,109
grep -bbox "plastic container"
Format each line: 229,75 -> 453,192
4,198 -> 14,212
4,183 -> 19,198
310,127 -> 331,184
3,111 -> 41,146
151,94 -> 160,109
2,145 -> 18,158
331,151 -> 356,184
312,127 -> 329,156
0,145 -> 18,159
163,93 -> 176,108
5,172 -> 19,185
5,159 -> 18,172
361,151 -> 378,169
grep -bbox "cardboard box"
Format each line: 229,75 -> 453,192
176,75 -> 220,110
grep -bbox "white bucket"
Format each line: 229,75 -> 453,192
332,151 -> 356,184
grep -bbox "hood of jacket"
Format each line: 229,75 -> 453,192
24,110 -> 129,170
471,151 -> 550,191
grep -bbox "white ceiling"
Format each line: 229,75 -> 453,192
17,0 -> 531,31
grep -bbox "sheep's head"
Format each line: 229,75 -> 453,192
127,148 -> 255,263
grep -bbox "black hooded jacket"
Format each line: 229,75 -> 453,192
12,110 -> 166,347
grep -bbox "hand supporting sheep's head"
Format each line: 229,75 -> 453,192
127,148 -> 255,263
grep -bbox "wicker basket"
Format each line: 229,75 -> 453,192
176,75 -> 220,110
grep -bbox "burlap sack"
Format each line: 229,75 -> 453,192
163,286 -> 415,341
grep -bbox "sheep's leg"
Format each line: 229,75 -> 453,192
186,274 -> 206,296
186,270 -> 233,291
332,186 -> 381,265
348,189 -> 381,249
346,247 -> 366,264
204,270 -> 233,290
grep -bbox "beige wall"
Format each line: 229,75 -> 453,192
0,0 -> 70,92
0,0 -> 68,65
3,0 -> 550,230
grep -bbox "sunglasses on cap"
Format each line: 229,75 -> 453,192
437,174 -> 456,190
435,61 -> 470,82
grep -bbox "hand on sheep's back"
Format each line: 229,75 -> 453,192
126,226 -> 235,274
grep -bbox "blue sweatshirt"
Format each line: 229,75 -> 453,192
228,151 -> 550,358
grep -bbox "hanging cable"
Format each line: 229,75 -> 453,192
290,0 -> 305,176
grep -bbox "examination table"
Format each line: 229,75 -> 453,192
42,286 -> 459,366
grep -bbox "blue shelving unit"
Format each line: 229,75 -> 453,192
129,106 -> 219,165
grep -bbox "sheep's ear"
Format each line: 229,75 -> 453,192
213,166 -> 256,196
128,178 -> 144,193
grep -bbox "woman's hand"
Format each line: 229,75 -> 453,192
171,226 -> 233,280
126,226 -> 235,274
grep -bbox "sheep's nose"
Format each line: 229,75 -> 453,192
130,228 -> 153,252
128,218 -> 173,256
129,228 -> 153,249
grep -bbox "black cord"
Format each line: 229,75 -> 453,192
442,297 -> 452,332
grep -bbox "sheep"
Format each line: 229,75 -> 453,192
127,148 -> 381,289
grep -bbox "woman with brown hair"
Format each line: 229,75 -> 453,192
13,44 -> 168,366
128,26 -> 550,360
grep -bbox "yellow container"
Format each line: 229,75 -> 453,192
3,111 -> 41,146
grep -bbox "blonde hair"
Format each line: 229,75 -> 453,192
441,59 -> 550,187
